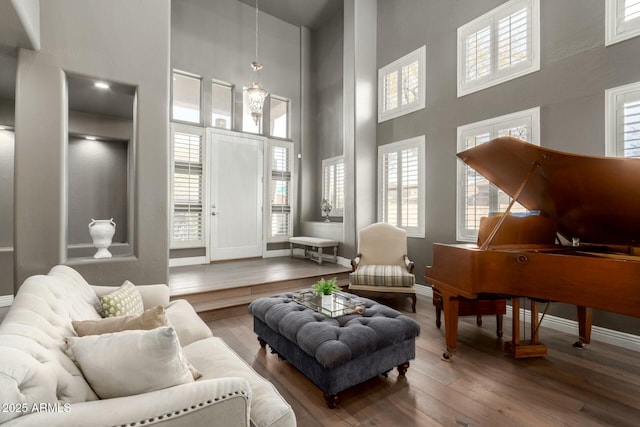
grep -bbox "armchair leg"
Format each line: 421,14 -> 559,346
410,294 -> 417,313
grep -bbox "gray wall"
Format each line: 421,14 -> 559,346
377,0 -> 640,334
310,8 -> 344,221
14,0 -> 170,288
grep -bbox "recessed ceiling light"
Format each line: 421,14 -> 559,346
94,81 -> 110,89
85,136 -> 97,140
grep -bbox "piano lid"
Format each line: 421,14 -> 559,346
457,137 -> 640,246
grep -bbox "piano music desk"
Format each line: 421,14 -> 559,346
432,287 -> 506,339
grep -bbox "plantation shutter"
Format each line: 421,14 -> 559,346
401,147 -> 419,227
465,25 -> 492,83
497,7 -> 528,71
382,151 -> 398,226
172,129 -> 204,247
618,89 -> 640,158
270,143 -> 292,240
619,0 -> 640,31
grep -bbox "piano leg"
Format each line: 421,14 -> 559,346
505,298 -> 547,358
440,290 -> 460,361
574,306 -> 592,348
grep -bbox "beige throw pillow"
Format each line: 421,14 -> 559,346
73,306 -> 168,337
66,326 -> 194,399
100,280 -> 144,318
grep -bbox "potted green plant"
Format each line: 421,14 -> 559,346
312,277 -> 341,295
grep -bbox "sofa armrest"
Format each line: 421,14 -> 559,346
91,284 -> 170,309
3,377 -> 251,427
351,254 -> 362,272
166,299 -> 213,346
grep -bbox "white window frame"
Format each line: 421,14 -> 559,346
321,155 -> 344,218
605,80 -> 640,157
457,0 -> 540,97
456,107 -> 540,242
606,0 -> 640,46
377,135 -> 426,238
170,123 -> 206,249
378,45 -> 426,123
171,69 -> 203,125
266,139 -> 294,243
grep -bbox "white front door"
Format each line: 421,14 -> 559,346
208,130 -> 263,261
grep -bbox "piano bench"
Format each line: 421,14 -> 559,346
432,287 -> 507,338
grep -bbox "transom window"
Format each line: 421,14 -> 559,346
378,136 -> 426,238
322,156 -> 344,217
606,0 -> 640,45
606,81 -> 640,157
457,107 -> 540,242
211,80 -> 233,129
270,95 -> 289,139
378,46 -> 426,122
458,0 -> 539,97
172,70 -> 202,124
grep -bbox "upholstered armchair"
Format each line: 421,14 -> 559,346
348,223 -> 417,312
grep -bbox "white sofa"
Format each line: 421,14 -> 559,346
0,265 -> 296,427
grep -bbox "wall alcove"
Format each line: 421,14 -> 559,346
65,73 -> 137,261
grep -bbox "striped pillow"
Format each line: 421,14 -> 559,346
350,265 -> 415,287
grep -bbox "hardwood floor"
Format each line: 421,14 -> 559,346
207,293 -> 640,427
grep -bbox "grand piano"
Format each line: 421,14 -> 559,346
425,136 -> 640,359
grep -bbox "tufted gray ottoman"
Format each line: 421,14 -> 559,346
248,291 -> 420,408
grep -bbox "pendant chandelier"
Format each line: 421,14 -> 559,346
247,0 -> 268,126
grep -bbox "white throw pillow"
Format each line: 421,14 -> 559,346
66,326 -> 194,399
100,280 -> 144,318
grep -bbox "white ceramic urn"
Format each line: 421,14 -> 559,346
88,218 -> 116,259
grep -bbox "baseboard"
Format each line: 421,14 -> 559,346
169,256 -> 208,267
263,249 -> 290,258
415,285 -> 638,352
0,295 -> 14,307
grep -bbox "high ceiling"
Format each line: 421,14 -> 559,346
237,0 -> 343,30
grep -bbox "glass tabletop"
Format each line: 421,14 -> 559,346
292,290 -> 365,318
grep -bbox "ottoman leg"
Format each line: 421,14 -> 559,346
397,362 -> 410,376
324,394 -> 339,409
258,337 -> 267,348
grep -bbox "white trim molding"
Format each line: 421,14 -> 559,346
169,256 -> 208,267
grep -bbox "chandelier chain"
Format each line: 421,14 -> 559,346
255,0 -> 259,62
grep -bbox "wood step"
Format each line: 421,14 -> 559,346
171,273 -> 350,319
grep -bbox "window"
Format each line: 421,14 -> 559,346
606,0 -> 640,45
378,136 -> 426,238
242,89 -> 261,134
211,80 -> 233,129
458,0 -> 540,97
378,46 -> 426,122
456,107 -> 540,242
172,70 -> 201,124
321,156 -> 344,217
171,124 -> 205,248
606,81 -> 640,157
268,140 -> 293,242
270,95 -> 289,139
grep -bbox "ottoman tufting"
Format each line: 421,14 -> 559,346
249,291 -> 420,408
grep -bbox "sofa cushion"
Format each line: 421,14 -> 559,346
183,337 -> 296,427
72,305 -> 168,336
350,265 -> 415,287
66,326 -> 194,399
166,299 -> 213,346
99,280 -> 144,317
